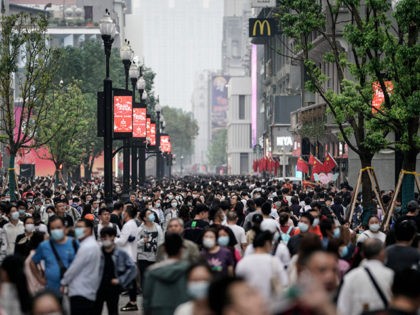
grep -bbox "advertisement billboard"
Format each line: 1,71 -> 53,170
150,123 -> 156,146
113,96 -> 132,133
211,75 -> 230,136
251,0 -> 276,7
161,134 -> 171,153
133,107 -> 147,138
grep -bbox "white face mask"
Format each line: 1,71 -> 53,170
202,238 -> 216,249
25,224 -> 35,233
171,202 -> 177,208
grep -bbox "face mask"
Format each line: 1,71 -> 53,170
312,218 -> 320,227
187,202 -> 192,206
25,224 -> 35,233
74,227 -> 85,240
218,236 -> 229,247
147,214 -> 155,222
171,202 -> 178,208
11,212 -> 20,221
333,227 -> 341,239
155,203 -> 161,208
339,246 -> 349,258
187,281 -> 209,300
50,229 -> 64,241
168,195 -> 174,200
148,205 -> 153,210
275,201 -> 281,207
369,223 -> 380,232
298,222 -> 309,233
27,199 -> 33,203
202,238 -> 216,249
102,239 -> 114,248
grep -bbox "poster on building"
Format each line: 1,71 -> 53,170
113,96 -> 132,133
133,108 -> 147,138
211,75 -> 229,137
372,81 -> 393,113
146,117 -> 151,139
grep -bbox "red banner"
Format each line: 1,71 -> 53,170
146,117 -> 151,139
113,96 -> 132,133
150,123 -> 156,146
133,108 -> 147,138
161,135 -> 171,153
372,81 -> 393,113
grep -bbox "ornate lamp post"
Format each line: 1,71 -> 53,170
99,9 -> 116,203
155,100 -> 162,180
129,62 -> 139,190
136,75 -> 146,185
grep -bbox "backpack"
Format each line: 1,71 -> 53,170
280,226 -> 293,244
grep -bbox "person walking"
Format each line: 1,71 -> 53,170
93,227 -> 137,315
60,218 -> 102,315
4,204 -> 24,255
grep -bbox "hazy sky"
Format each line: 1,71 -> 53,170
127,0 -> 224,111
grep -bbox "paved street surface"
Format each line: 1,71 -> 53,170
101,295 -> 143,315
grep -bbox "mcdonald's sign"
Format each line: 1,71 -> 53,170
249,18 -> 277,37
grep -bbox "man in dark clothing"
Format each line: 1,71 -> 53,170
396,200 -> 420,232
386,220 -> 420,272
287,212 -> 314,256
183,204 -> 209,245
93,227 -> 137,315
110,201 -> 123,230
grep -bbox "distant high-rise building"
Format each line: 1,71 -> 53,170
128,0 -> 224,111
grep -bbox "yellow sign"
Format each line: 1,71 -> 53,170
249,19 -> 276,37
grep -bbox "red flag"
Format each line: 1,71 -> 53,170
253,160 -> 258,172
323,152 -> 338,173
308,154 -> 315,165
297,157 -> 309,173
312,157 -> 324,174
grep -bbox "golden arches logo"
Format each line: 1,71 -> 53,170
252,20 -> 271,36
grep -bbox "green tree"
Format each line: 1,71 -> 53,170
0,13 -> 59,200
276,0 -> 419,213
161,106 -> 198,157
208,129 -> 227,167
36,81 -> 88,184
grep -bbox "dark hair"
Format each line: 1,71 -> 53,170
301,212 -> 314,225
47,215 -> 65,233
100,226 -> 117,238
391,269 -> 420,298
279,212 -> 289,226
23,216 -> 34,224
253,230 -> 273,248
124,205 -> 137,219
194,203 -> 209,215
164,233 -> 183,257
261,202 -> 272,216
254,197 -> 265,207
395,220 -> 417,242
78,218 -> 94,229
319,218 -> 333,237
208,276 -> 245,315
113,201 -> 124,211
186,261 -> 213,279
98,207 -> 111,216
30,231 -> 45,250
1,255 -> 31,313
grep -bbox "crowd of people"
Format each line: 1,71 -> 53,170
0,175 -> 419,315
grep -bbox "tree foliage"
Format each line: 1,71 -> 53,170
0,13 -> 59,200
207,129 -> 227,167
161,106 -> 198,157
276,0 -> 419,208
36,81 -> 88,178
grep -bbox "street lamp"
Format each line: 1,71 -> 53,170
120,40 -> 132,90
129,62 -> 139,190
100,9 -> 116,204
155,100 -> 162,180
137,80 -> 147,185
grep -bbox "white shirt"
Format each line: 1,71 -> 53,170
115,219 -> 138,261
4,221 -> 24,254
274,242 -> 291,268
226,223 -> 247,253
337,259 -> 394,315
236,253 -> 289,302
261,218 -> 280,234
356,230 -> 387,244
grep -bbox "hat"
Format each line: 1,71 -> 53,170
407,200 -> 419,212
84,213 -> 95,221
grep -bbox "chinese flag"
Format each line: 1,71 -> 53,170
312,157 -> 325,174
323,152 -> 338,173
297,157 -> 309,173
308,154 -> 316,165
